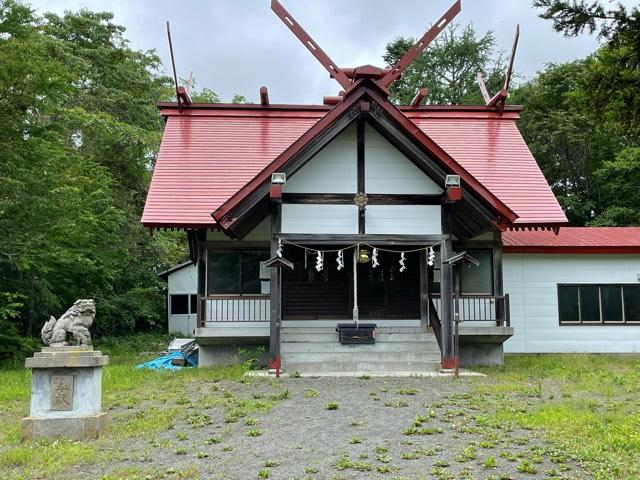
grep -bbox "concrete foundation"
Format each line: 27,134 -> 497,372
460,343 -> 504,367
22,412 -> 107,441
23,346 -> 109,440
198,344 -> 268,367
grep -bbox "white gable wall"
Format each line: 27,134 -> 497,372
283,123 -> 357,194
280,121 -> 443,235
364,124 -> 441,195
503,253 -> 640,353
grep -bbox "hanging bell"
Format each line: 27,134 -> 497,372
357,247 -> 371,264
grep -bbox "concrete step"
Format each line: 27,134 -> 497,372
281,326 -> 432,335
282,351 -> 442,363
281,341 -> 439,353
282,360 -> 442,373
282,332 -> 438,343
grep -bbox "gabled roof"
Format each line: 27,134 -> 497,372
212,80 -> 518,238
157,260 -> 195,279
503,227 -> 640,253
141,92 -> 567,231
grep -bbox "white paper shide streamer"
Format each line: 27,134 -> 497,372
336,250 -> 344,270
276,238 -> 283,258
427,246 -> 435,266
399,251 -> 407,272
371,248 -> 379,268
315,251 -> 324,272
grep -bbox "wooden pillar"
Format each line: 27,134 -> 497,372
196,229 -> 207,328
440,205 -> 455,368
419,249 -> 428,326
440,238 -> 455,368
493,230 -> 505,325
269,204 -> 282,374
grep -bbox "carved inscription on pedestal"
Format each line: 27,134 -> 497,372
50,375 -> 74,411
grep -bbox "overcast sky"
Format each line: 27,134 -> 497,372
28,0 -> 628,104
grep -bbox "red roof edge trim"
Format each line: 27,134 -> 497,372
157,102 -> 332,112
504,246 -> 640,254
365,88 -> 518,224
141,222 -> 218,230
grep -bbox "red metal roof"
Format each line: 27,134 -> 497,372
503,227 -> 640,253
142,103 -> 567,229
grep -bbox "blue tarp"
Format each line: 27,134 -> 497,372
135,350 -> 198,371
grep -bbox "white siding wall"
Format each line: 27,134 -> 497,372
167,264 -> 198,336
283,123 -> 357,194
503,254 -> 640,353
281,204 -> 358,234
365,205 -> 441,234
364,124 -> 441,195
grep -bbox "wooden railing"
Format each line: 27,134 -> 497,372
199,295 -> 270,326
430,294 -> 510,326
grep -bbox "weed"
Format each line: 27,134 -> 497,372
175,447 -> 187,455
397,388 -> 418,395
482,456 -> 498,469
376,453 -> 392,463
257,469 -> 271,478
325,402 -> 339,410
247,428 -> 262,437
517,460 -> 538,474
264,459 -> 280,467
305,389 -> 319,398
350,420 -> 364,427
348,436 -> 361,444
384,399 -> 409,408
176,432 -> 188,441
304,466 -> 319,473
375,445 -> 389,453
205,437 -> 222,444
244,417 -> 259,426
289,371 -> 301,378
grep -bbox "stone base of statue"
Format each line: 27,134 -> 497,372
22,346 -> 109,441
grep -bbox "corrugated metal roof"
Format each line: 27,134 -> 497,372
142,104 -> 567,229
503,227 -> 640,253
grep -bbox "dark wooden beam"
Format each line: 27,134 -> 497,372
269,204 -> 282,376
196,229 -> 207,328
281,193 -> 442,205
260,86 -> 269,106
277,233 -> 448,246
357,116 -> 365,234
440,205 -> 455,368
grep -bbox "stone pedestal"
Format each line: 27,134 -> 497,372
22,346 -> 109,441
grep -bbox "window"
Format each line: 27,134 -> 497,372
170,294 -> 198,315
558,284 -> 640,325
429,249 -> 494,296
170,294 -> 189,315
207,251 -> 269,295
460,249 -> 493,295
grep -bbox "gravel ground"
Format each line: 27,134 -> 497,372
80,375 -> 589,480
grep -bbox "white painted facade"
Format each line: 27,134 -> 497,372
165,263 -> 198,336
503,253 -> 640,353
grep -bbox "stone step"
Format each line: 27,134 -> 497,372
281,341 -> 439,353
282,351 -> 442,363
282,360 -> 442,373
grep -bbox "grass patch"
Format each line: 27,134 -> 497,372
476,354 -> 640,480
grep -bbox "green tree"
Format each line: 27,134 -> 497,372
0,0 -> 188,350
383,24 -> 506,105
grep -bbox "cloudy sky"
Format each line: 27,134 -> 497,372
29,0 -> 626,104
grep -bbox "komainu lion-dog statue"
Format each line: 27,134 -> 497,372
41,299 -> 96,347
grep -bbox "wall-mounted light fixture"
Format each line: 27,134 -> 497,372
445,174 -> 462,202
270,172 -> 286,201
271,172 -> 287,185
